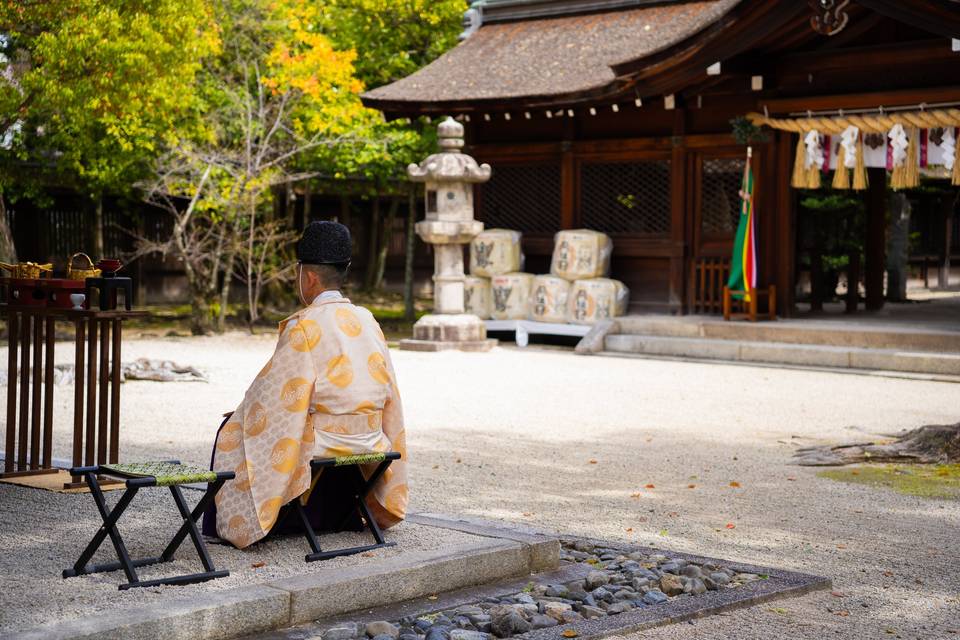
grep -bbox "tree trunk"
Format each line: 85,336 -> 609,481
403,190 -> 416,321
92,195 -> 105,258
302,183 -> 311,231
886,192 -> 911,302
0,193 -> 17,264
218,247 -> 236,333
373,197 -> 399,290
364,197 -> 380,290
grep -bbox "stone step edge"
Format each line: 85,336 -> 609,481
603,334 -> 960,375
7,516 -> 561,640
614,318 -> 960,353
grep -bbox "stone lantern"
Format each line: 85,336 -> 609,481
399,117 -> 497,352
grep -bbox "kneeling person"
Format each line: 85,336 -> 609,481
209,221 -> 407,548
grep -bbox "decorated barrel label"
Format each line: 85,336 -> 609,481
550,229 -> 613,281
528,275 -> 572,323
464,275 -> 492,319
567,278 -> 630,324
490,272 -> 534,320
470,228 -> 523,278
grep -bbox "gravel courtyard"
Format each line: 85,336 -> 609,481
2,333 -> 959,638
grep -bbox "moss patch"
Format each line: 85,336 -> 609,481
818,464 -> 960,499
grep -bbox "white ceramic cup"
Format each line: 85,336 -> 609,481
70,293 -> 86,310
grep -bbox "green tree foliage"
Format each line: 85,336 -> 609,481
0,0 -> 220,254
316,0 -> 465,90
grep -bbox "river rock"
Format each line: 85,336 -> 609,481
449,631 -> 488,640
324,624 -> 359,640
490,609 -> 530,637
660,574 -> 684,596
585,570 -> 610,590
529,614 -> 557,629
643,590 -> 669,605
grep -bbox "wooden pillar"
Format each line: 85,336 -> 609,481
774,131 -> 797,316
560,143 -> 575,229
865,167 -> 886,310
937,191 -> 957,288
669,106 -> 687,314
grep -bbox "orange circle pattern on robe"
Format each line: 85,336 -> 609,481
289,320 -> 322,352
216,422 -> 243,452
234,459 -> 255,492
326,354 -> 353,388
335,308 -> 363,337
280,377 -> 312,412
270,437 -> 300,474
245,402 -> 268,436
367,352 -> 390,384
257,496 -> 284,530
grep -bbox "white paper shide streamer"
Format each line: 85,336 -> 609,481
840,125 -> 858,169
888,124 -> 908,167
942,127 -> 956,171
804,130 -> 824,169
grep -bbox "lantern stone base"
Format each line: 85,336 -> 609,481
399,313 -> 497,352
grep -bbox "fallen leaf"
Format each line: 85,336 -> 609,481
729,481 -> 741,488
768,607 -> 788,615
837,544 -> 847,549
630,492 -> 641,499
658,529 -> 668,536
787,477 -> 797,481
456,458 -> 462,463
687,484 -> 696,489
831,591 -> 845,598
667,511 -> 679,518
833,610 -> 850,617
725,523 -> 736,529
428,595 -> 438,600
851,470 -> 860,476
432,465 -> 439,470
882,570 -> 894,577
625,527 -> 633,533
251,561 -> 265,568
522,512 -> 533,517
645,484 -> 656,489
562,631 -> 579,638
589,459 -> 598,464
645,438 -> 652,442
884,629 -> 897,635
361,552 -> 375,557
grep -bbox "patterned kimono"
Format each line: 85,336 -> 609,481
211,294 -> 408,549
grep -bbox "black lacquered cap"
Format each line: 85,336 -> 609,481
297,221 -> 352,265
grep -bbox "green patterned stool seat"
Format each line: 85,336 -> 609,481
297,451 -> 402,561
64,462 -> 234,590
102,462 -> 218,487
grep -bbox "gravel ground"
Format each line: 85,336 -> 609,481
2,334 -> 959,638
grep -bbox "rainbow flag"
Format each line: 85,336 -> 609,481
727,148 -> 756,301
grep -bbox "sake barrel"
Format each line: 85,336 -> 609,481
490,272 -> 534,320
470,228 -> 522,277
528,275 -> 571,323
464,276 -> 492,319
550,229 -> 613,281
567,278 -> 630,324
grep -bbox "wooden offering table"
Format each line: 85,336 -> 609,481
2,306 -> 146,486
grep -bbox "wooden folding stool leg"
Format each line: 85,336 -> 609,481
294,452 -> 401,562
62,469 -> 144,585
63,463 -> 233,590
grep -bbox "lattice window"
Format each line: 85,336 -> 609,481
579,160 -> 671,235
701,158 -> 745,236
478,163 -> 561,232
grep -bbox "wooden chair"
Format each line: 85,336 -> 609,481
723,285 -> 776,322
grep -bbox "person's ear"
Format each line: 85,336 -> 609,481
304,267 -> 321,291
